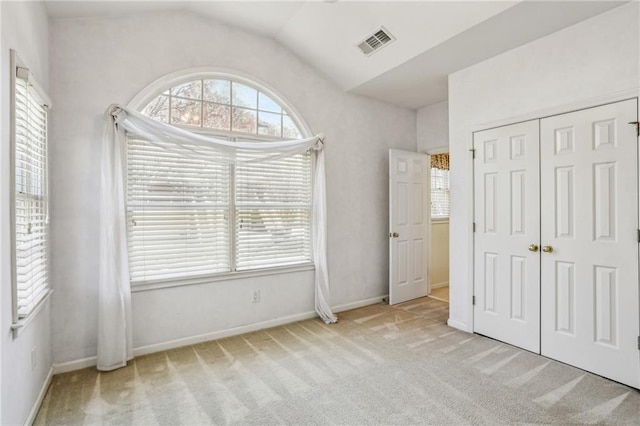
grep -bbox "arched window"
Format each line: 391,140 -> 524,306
140,78 -> 302,139
126,73 -> 312,284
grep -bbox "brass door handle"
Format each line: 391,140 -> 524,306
389,232 -> 399,238
528,244 -> 539,252
541,245 -> 554,253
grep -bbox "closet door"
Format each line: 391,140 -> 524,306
540,99 -> 639,388
473,120 -> 541,353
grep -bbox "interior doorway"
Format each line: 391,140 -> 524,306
428,150 -> 450,302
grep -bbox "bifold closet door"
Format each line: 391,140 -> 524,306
540,99 -> 639,388
473,120 -> 541,353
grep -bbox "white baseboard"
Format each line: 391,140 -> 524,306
333,295 -> 388,313
24,366 -> 54,426
53,356 -> 99,375
53,295 -> 387,375
133,310 -> 320,358
447,318 -> 472,333
430,281 -> 449,289
133,295 -> 387,358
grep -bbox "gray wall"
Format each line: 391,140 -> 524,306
447,3 -> 639,331
1,2 -> 52,424
49,11 -> 416,365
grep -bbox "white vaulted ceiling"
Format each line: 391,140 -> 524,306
45,0 -> 626,109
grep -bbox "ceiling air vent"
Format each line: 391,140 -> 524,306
356,27 -> 395,56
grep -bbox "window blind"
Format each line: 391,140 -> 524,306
14,73 -> 49,318
430,167 -> 450,218
126,139 -> 313,281
235,153 -> 312,270
126,138 -> 231,281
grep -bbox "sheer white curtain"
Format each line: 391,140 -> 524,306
98,104 -> 337,371
98,112 -> 133,371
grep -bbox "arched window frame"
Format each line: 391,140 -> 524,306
126,69 -> 316,288
128,68 -> 312,141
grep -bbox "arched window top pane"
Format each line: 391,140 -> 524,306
259,93 -> 281,114
204,80 -> 230,104
141,77 -> 302,139
232,82 -> 257,109
171,80 -> 201,99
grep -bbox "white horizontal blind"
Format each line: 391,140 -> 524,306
430,167 -> 450,218
235,153 -> 312,270
126,138 -> 231,281
14,75 -> 49,318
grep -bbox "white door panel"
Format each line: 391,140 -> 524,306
540,99 -> 640,388
473,99 -> 640,387
389,150 -> 429,305
473,120 -> 541,353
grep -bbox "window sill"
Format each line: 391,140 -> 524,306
431,217 -> 449,224
131,263 -> 316,293
11,289 -> 53,338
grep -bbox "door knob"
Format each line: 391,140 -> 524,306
528,244 -> 539,252
389,232 -> 399,238
541,245 -> 554,253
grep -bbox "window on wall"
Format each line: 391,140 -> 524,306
127,76 -> 312,283
430,153 -> 450,219
142,79 -> 302,139
11,51 -> 52,322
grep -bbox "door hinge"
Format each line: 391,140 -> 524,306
472,295 -> 476,305
469,148 -> 476,159
472,222 -> 476,232
637,336 -> 640,350
629,121 -> 640,137
637,229 -> 640,243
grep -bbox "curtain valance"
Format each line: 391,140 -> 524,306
98,104 -> 337,371
430,153 -> 449,170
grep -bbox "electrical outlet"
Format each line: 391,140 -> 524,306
31,347 -> 37,371
251,289 -> 261,303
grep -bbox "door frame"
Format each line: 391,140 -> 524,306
464,89 -> 640,335
426,146 -> 450,297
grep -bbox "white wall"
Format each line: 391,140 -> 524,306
448,3 -> 639,331
417,100 -> 448,153
49,11 -> 416,365
1,2 -> 52,424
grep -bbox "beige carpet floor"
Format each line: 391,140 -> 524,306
35,298 -> 639,425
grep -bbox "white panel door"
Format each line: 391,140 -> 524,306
389,150 -> 429,305
540,99 -> 640,388
473,120 -> 541,353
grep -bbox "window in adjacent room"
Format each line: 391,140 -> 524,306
10,50 -> 52,326
430,152 -> 450,219
127,75 -> 312,284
